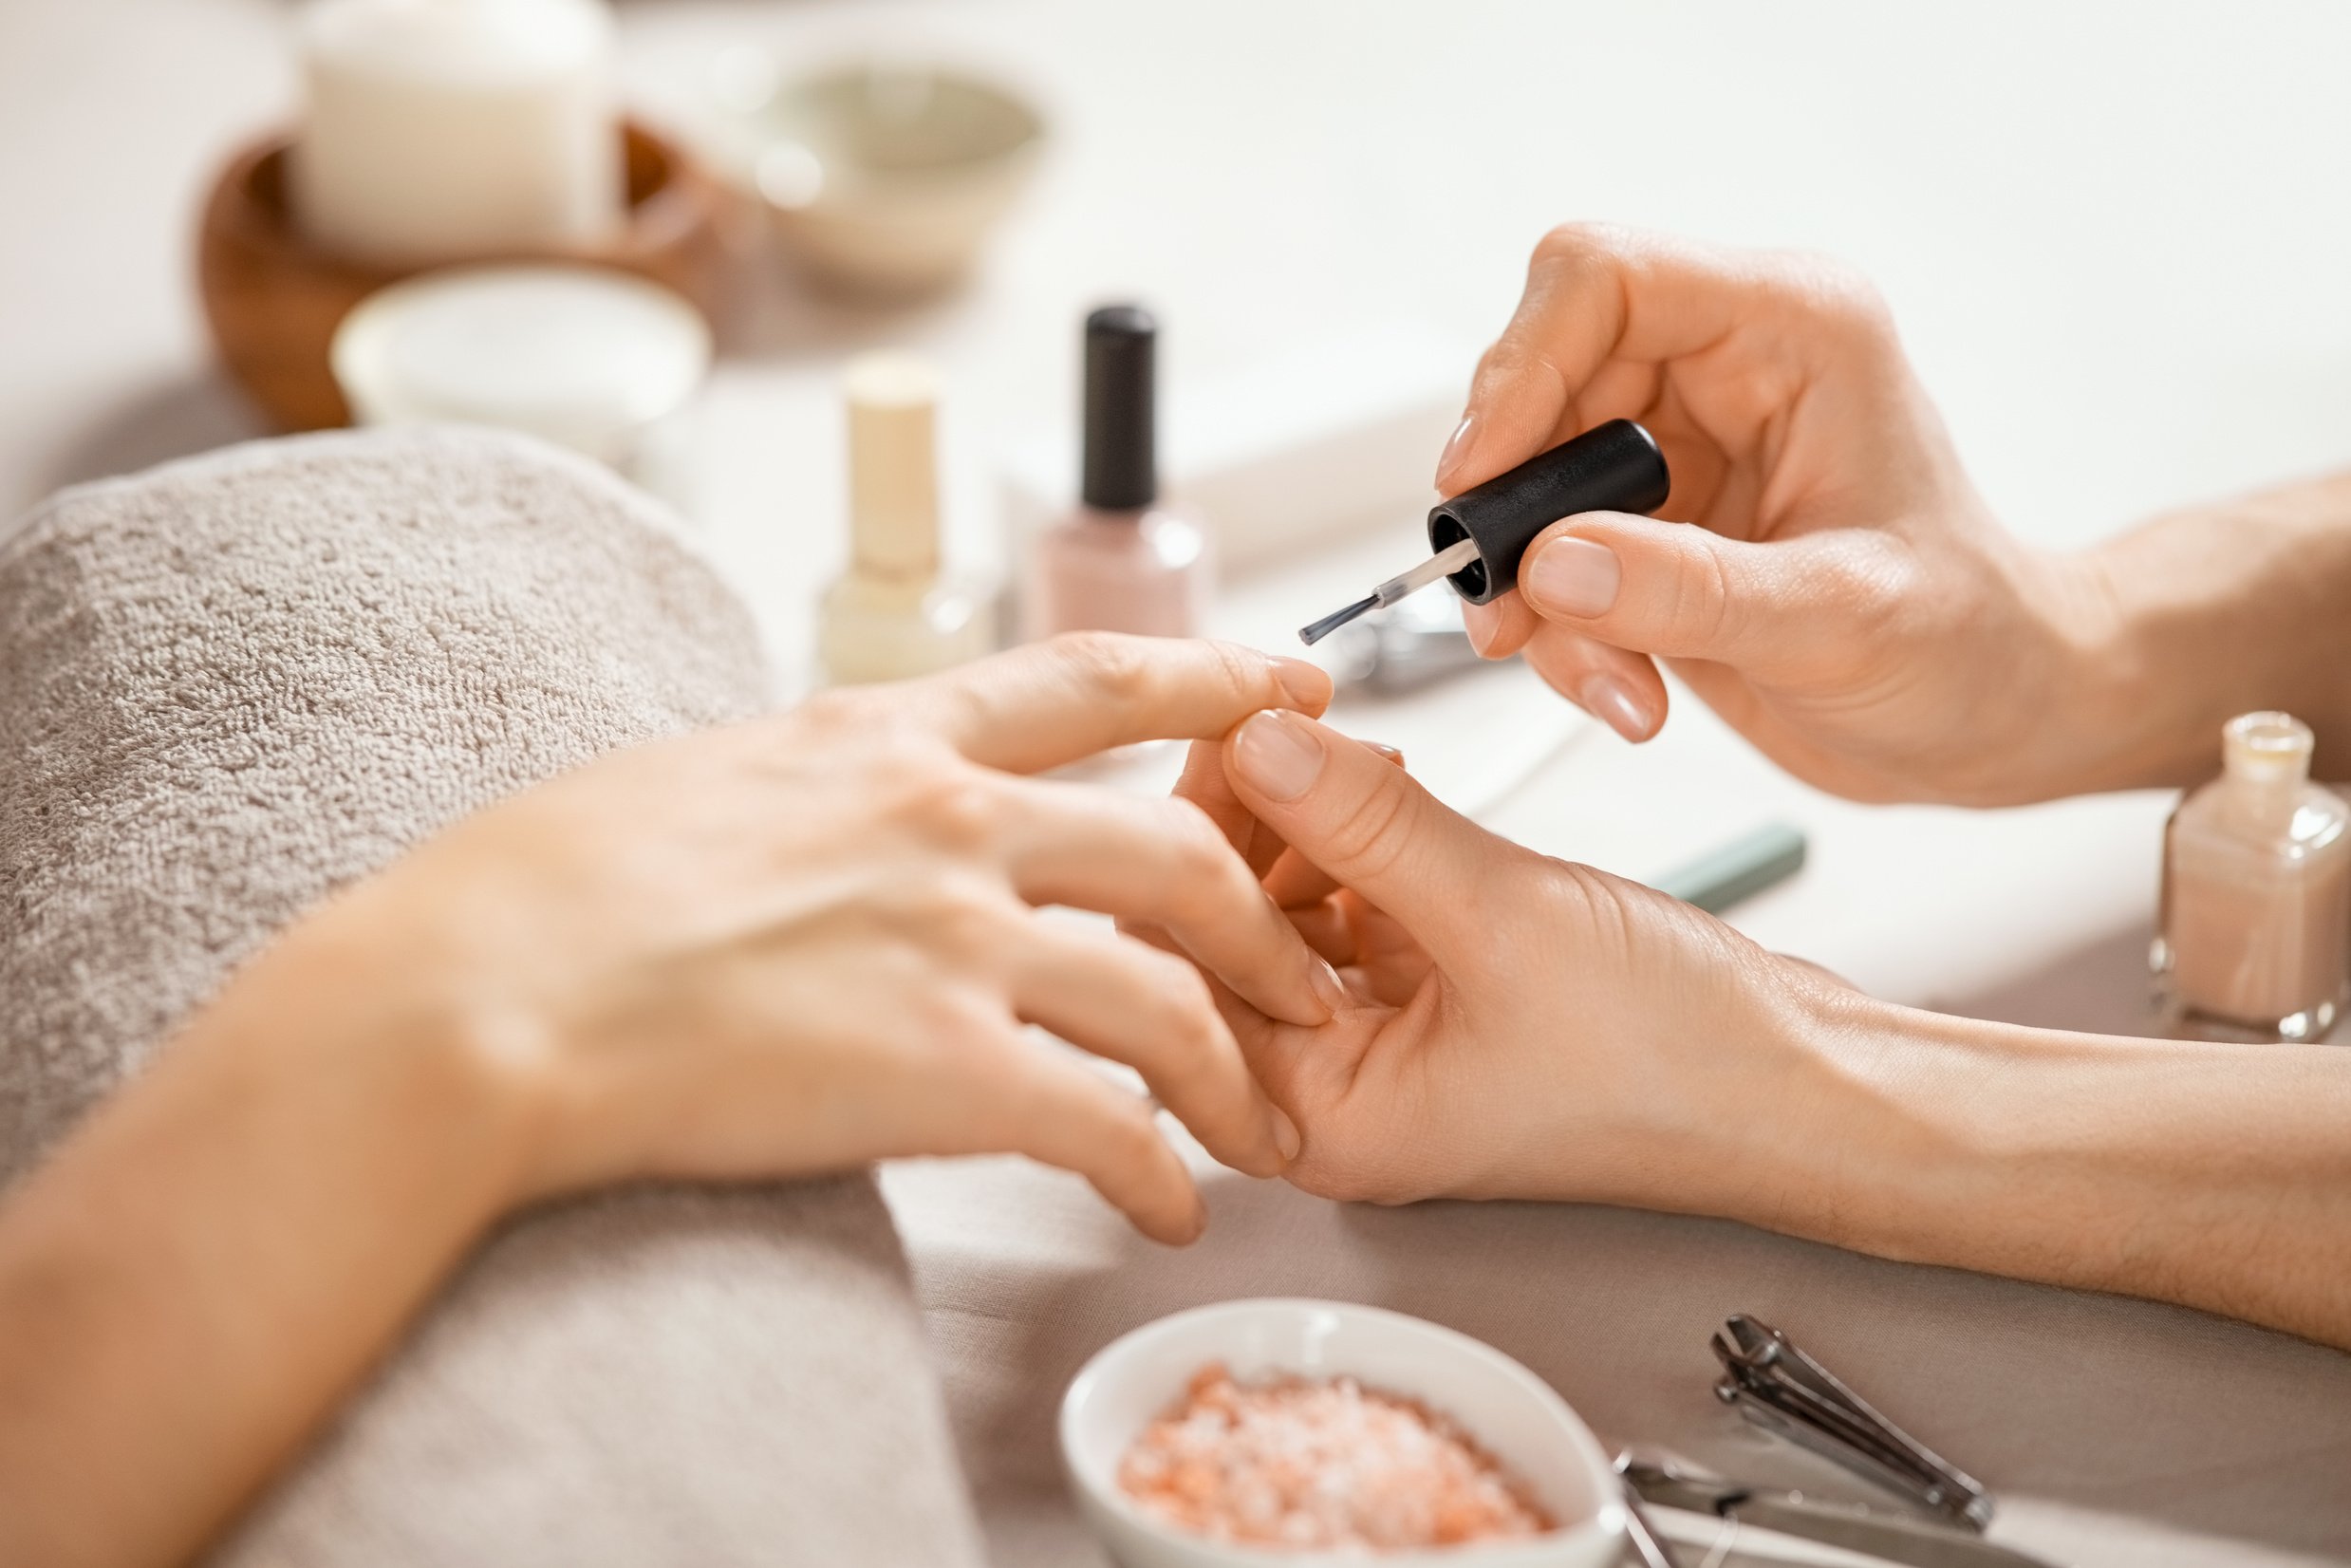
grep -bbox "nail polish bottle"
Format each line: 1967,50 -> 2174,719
2154,711 -> 2351,1040
818,352 -> 994,685
1024,305 -> 1210,641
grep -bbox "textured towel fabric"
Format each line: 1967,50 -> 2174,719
0,428 -> 984,1567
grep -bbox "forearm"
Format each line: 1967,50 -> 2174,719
1762,991 -> 2351,1347
2060,471 -> 2351,789
0,918 -> 531,1566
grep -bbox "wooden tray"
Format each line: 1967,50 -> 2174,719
196,120 -> 729,431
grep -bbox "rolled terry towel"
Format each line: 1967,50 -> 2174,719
0,429 -> 984,1567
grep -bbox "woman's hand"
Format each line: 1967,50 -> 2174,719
1157,710 -> 1834,1211
264,634 -> 1344,1243
1442,225 -> 2113,806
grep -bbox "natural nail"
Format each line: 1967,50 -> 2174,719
1271,1107 -> 1303,1163
1268,655 -> 1332,713
1361,741 -> 1405,766
1434,412 -> 1478,492
1460,599 -> 1504,657
1308,957 -> 1349,1016
1231,710 -> 1327,802
1577,673 -> 1654,741
1524,536 -> 1621,619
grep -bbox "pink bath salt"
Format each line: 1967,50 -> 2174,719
1117,1362 -> 1555,1552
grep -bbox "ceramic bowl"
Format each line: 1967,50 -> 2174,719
730,62 -> 1045,298
1059,1298 -> 1627,1568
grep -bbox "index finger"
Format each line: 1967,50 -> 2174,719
905,634 -> 1332,775
1446,224 -> 1859,495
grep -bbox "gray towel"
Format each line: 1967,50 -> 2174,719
0,428 -> 984,1566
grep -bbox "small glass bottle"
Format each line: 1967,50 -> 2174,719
1024,304 -> 1211,641
818,352 -> 994,686
2153,711 -> 2351,1041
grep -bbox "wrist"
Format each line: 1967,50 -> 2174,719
2056,477 -> 2351,789
206,892 -> 552,1229
1991,540 -> 2160,798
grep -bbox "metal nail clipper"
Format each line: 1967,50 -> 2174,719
1709,1315 -> 1995,1532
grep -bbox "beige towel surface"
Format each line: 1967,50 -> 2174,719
0,428 -> 984,1566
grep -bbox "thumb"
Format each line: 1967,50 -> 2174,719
1222,713 -> 1502,964
1517,512 -> 1879,678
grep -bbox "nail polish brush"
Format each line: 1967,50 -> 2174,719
1297,417 -> 1671,645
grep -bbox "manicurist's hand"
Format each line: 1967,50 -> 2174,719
1443,225 -> 2109,805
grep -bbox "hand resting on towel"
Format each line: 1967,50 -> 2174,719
0,633 -> 1339,1568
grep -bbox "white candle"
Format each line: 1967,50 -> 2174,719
292,0 -> 624,265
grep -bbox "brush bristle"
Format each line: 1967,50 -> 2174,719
1297,595 -> 1378,646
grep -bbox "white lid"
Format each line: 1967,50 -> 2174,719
2223,710 -> 2314,788
843,351 -> 941,576
332,265 -> 710,461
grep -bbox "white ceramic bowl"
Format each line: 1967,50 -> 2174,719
733,62 -> 1045,298
1059,1298 -> 1627,1568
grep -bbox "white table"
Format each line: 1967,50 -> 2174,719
8,3 -> 2351,1563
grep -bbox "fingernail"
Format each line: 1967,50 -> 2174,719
1271,1107 -> 1302,1163
1577,673 -> 1654,741
1308,956 -> 1348,1015
1524,537 -> 1621,619
1268,655 -> 1331,713
1231,710 -> 1326,802
1362,741 -> 1404,766
1461,599 -> 1503,657
1434,412 -> 1477,492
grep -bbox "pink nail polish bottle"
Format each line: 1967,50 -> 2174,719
1023,305 -> 1210,641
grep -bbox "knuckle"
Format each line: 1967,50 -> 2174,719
883,760 -> 1005,852
1669,537 -> 1740,651
1047,629 -> 1153,704
893,875 -> 1016,964
1530,218 -> 1628,271
1203,638 -> 1268,703
1159,797 -> 1240,885
921,987 -> 1013,1055
1142,951 -> 1221,1040
1819,538 -> 1917,646
1318,775 -> 1419,884
1776,251 -> 1894,341
1097,1094 -> 1166,1167
793,687 -> 871,735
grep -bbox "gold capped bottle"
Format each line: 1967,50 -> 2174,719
819,352 -> 994,685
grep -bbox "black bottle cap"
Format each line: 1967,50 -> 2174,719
1426,419 -> 1671,605
1081,304 -> 1156,511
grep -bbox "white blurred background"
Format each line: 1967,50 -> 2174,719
8,0 -> 2351,1014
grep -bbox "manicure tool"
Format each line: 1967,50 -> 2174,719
1297,418 -> 1672,645
1710,1315 -> 1995,1533
1619,1455 -> 2060,1568
1653,823 -> 1809,915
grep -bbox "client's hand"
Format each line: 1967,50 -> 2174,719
1160,709 -> 1833,1210
264,634 -> 1342,1244
1444,225 -> 2106,805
